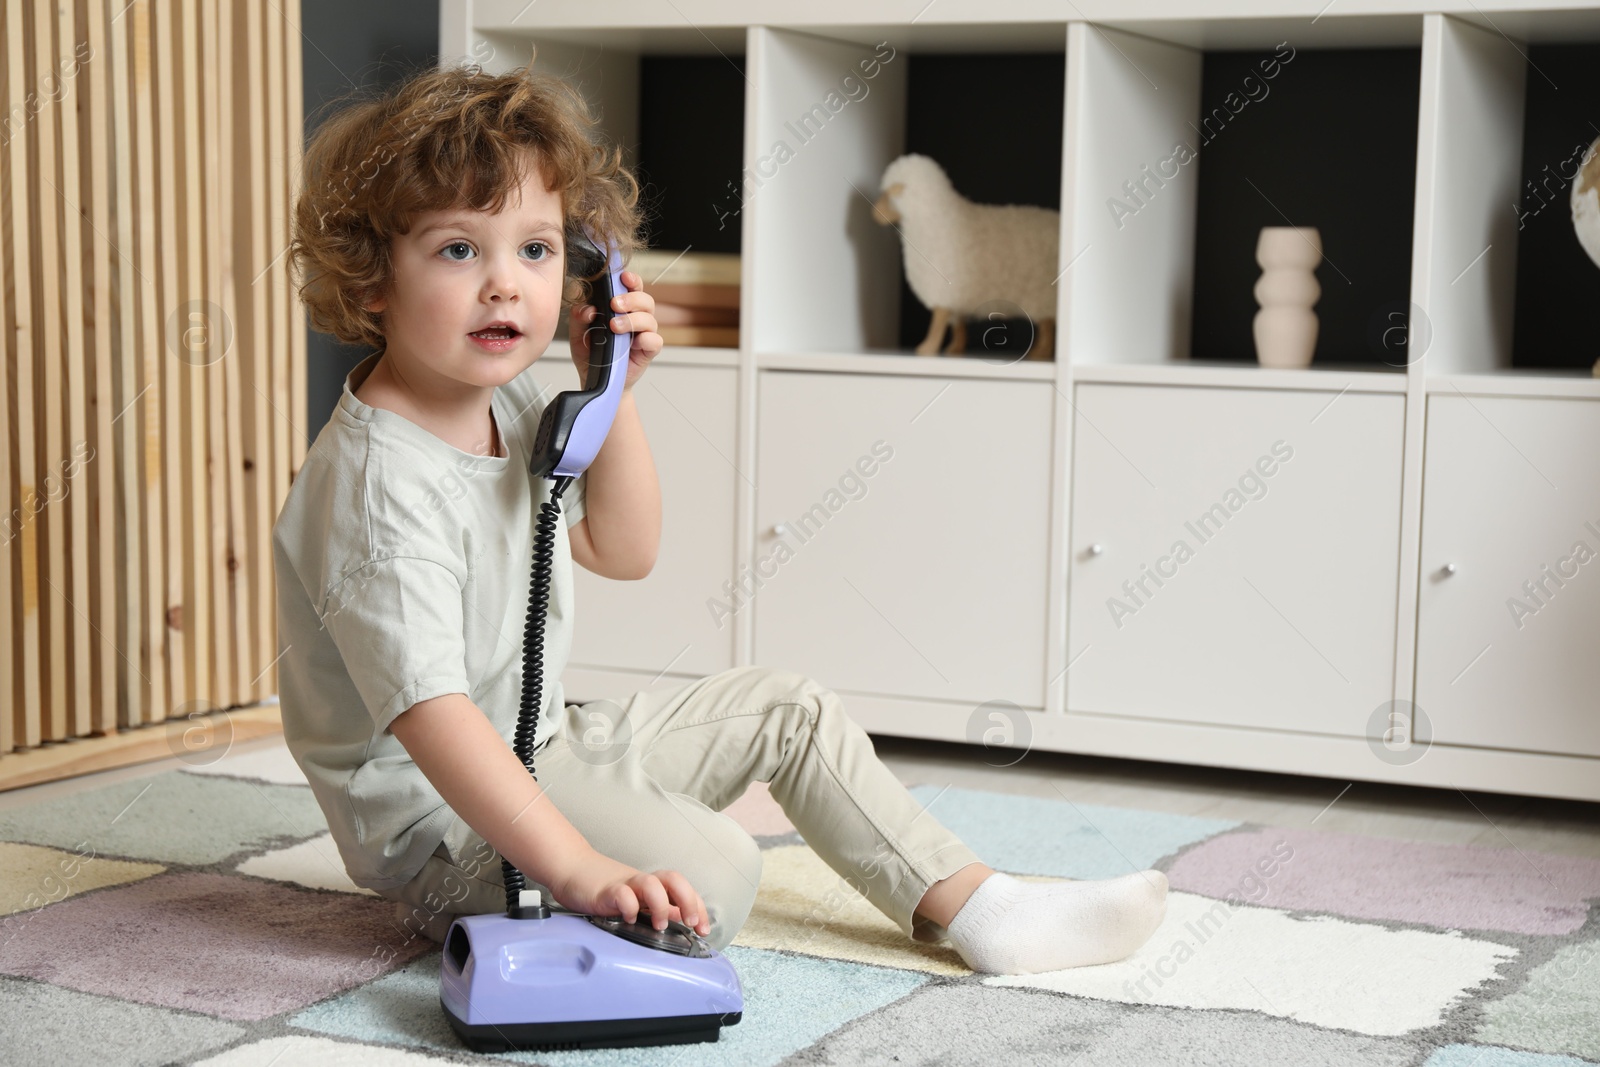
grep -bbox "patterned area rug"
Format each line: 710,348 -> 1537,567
2,743 -> 1597,1066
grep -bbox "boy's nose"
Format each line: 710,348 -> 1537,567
481,253 -> 523,300
483,275 -> 519,301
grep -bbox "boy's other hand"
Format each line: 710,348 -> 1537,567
549,846 -> 712,939
570,270 -> 661,391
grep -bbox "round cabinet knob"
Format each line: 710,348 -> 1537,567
1442,562 -> 1457,576
772,523 -> 788,538
1088,543 -> 1104,556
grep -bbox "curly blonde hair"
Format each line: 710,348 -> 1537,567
290,62 -> 643,351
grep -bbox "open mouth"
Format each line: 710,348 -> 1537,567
468,327 -> 520,340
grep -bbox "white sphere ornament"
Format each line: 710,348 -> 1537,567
1253,226 -> 1322,369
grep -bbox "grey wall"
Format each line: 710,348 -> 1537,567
300,0 -> 440,449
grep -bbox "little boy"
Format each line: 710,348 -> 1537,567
273,62 -> 1168,974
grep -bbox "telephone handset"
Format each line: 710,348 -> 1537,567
528,223 -> 633,479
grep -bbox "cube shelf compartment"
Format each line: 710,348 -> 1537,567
894,51 -> 1065,356
1510,42 -> 1600,372
637,55 -> 746,256
1188,46 -> 1420,367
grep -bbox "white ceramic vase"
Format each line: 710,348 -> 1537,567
1253,226 -> 1322,369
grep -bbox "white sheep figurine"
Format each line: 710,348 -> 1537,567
872,153 -> 1059,360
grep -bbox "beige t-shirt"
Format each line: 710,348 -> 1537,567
272,351 -> 587,891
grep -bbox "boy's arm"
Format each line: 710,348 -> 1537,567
566,271 -> 662,581
390,692 -> 591,888
388,691 -> 713,936
568,387 -> 660,580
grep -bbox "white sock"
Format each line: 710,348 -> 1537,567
941,869 -> 1168,974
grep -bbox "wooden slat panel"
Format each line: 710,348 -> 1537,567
1,0 -> 21,753
31,0 -> 69,741
197,0 -> 232,712
265,0 -> 290,699
1,0 -> 300,770
236,0 -> 274,704
81,0 -> 119,736
106,0 -> 147,730
177,0 -> 210,716
215,0 -> 252,709
265,0 -> 289,548
129,0 -> 167,729
0,14 -> 8,755
152,0 -> 186,721
54,0 -> 93,739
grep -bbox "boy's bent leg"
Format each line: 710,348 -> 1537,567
374,818 -> 508,944
616,665 -> 985,943
532,723 -> 764,952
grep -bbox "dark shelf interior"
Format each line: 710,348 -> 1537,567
1511,43 -> 1600,371
895,52 -> 1066,355
635,54 -> 746,255
1189,47 -> 1421,366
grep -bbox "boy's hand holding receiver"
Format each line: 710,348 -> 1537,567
570,269 -> 662,390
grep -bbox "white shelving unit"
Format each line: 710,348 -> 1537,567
443,1 -> 1600,802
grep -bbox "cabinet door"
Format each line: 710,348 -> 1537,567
523,359 -> 738,678
1415,394 -> 1600,756
753,371 -> 1053,707
1067,383 -> 1405,734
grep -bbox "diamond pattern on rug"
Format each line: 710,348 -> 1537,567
193,1034 -> 458,1065
732,843 -> 964,973
785,982 -> 1422,1067
236,832 -> 376,896
1166,826 -> 1600,935
1,840 -> 165,914
0,871 -> 431,1021
1426,1047 -> 1600,1066
289,944 -> 927,1066
904,784 -> 1239,878
984,889 -> 1517,1036
731,843 -> 1061,974
0,975 -> 246,1066
182,743 -> 311,786
0,772 -> 327,865
1473,935 -> 1600,1061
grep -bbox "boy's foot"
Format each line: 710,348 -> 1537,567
940,869 -> 1168,974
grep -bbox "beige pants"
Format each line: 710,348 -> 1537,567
376,665 -> 983,952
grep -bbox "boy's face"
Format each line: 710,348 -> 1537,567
367,152 -> 565,392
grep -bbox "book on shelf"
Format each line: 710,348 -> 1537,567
627,248 -> 740,287
658,325 -> 740,348
626,249 -> 740,346
645,281 -> 739,310
654,303 -> 739,327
